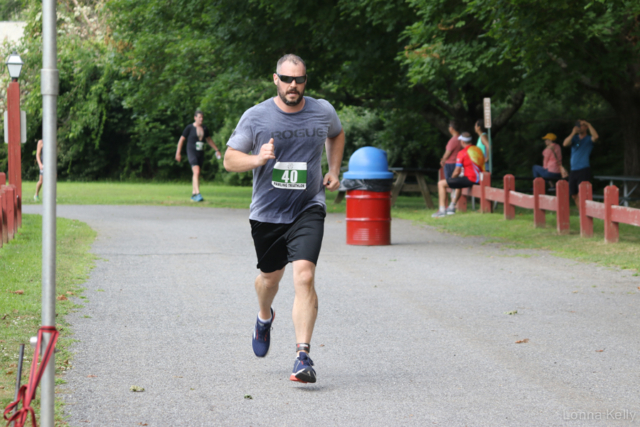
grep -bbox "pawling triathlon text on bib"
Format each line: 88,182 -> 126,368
272,162 -> 307,190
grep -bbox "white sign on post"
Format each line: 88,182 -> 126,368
21,110 -> 26,143
483,98 -> 492,129
3,110 -> 27,143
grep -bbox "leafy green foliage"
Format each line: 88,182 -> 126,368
1,0 -> 637,181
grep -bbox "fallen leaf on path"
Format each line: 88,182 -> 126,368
87,375 -> 97,378
138,423 -> 148,426
6,370 -> 15,375
130,385 -> 145,392
244,395 -> 253,399
319,344 -> 325,347
57,295 -> 68,301
515,339 -> 529,344
595,349 -> 604,352
504,310 -> 518,315
12,290 -> 24,295
66,291 -> 74,295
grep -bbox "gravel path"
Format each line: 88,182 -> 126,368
23,205 -> 640,426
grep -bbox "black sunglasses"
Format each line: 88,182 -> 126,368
276,73 -> 307,84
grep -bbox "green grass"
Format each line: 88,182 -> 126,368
0,214 -> 97,424
396,205 -> 640,271
21,180 -> 640,271
23,181 -> 254,208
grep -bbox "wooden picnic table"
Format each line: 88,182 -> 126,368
334,168 -> 437,208
593,175 -> 640,207
388,168 -> 436,208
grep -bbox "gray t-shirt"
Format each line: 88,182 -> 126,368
227,97 -> 342,223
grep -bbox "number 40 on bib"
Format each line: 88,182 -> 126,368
272,162 -> 307,190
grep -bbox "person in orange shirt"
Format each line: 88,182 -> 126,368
532,133 -> 563,190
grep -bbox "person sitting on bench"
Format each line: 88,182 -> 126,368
532,133 -> 564,190
432,132 -> 485,217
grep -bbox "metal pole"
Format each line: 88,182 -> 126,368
10,344 -> 25,427
41,0 -> 58,425
488,128 -> 493,174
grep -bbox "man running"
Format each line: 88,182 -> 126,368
175,110 -> 221,202
224,54 -> 345,383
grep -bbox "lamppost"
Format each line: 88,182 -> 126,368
5,51 -> 23,227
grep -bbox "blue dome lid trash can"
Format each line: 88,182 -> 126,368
343,147 -> 393,246
343,147 -> 394,180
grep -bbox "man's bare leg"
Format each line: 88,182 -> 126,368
438,179 -> 449,208
256,267 -> 285,320
35,175 -> 43,198
291,260 -> 317,353
191,165 -> 201,195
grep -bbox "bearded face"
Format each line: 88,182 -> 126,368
274,61 -> 307,107
277,82 -> 305,106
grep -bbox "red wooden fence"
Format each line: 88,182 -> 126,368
0,172 -> 20,246
438,169 -> 640,242
439,170 -> 570,234
579,182 -> 640,243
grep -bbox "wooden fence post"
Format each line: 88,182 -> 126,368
9,184 -> 18,238
0,188 -> 3,247
504,174 -> 515,220
457,189 -> 467,212
480,172 -> 492,213
0,186 -> 8,244
533,177 -> 545,228
579,181 -> 593,238
604,185 -> 619,243
556,180 -> 570,235
0,172 -> 5,186
5,186 -> 15,240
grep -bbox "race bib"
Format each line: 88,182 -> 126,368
195,141 -> 205,151
272,162 -> 307,190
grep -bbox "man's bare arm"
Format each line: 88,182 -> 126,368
585,121 -> 599,142
224,140 -> 275,173
323,130 -> 345,191
206,136 -> 221,153
441,150 -> 452,167
175,136 -> 186,161
451,166 -> 462,178
563,129 -> 577,147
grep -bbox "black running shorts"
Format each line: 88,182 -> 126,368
569,166 -> 591,196
187,144 -> 205,167
446,176 -> 475,189
250,205 -> 326,273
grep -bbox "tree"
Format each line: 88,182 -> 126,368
469,0 -> 640,175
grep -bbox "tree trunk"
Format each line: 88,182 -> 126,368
602,88 -> 640,176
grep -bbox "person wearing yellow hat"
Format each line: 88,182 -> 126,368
532,133 -> 564,189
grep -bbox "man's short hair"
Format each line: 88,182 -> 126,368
449,120 -> 460,132
194,109 -> 203,117
276,54 -> 306,73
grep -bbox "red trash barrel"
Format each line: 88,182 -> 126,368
346,190 -> 391,245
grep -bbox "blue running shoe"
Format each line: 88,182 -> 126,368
252,308 -> 275,357
290,352 -> 316,383
194,193 -> 204,202
190,194 -> 198,202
